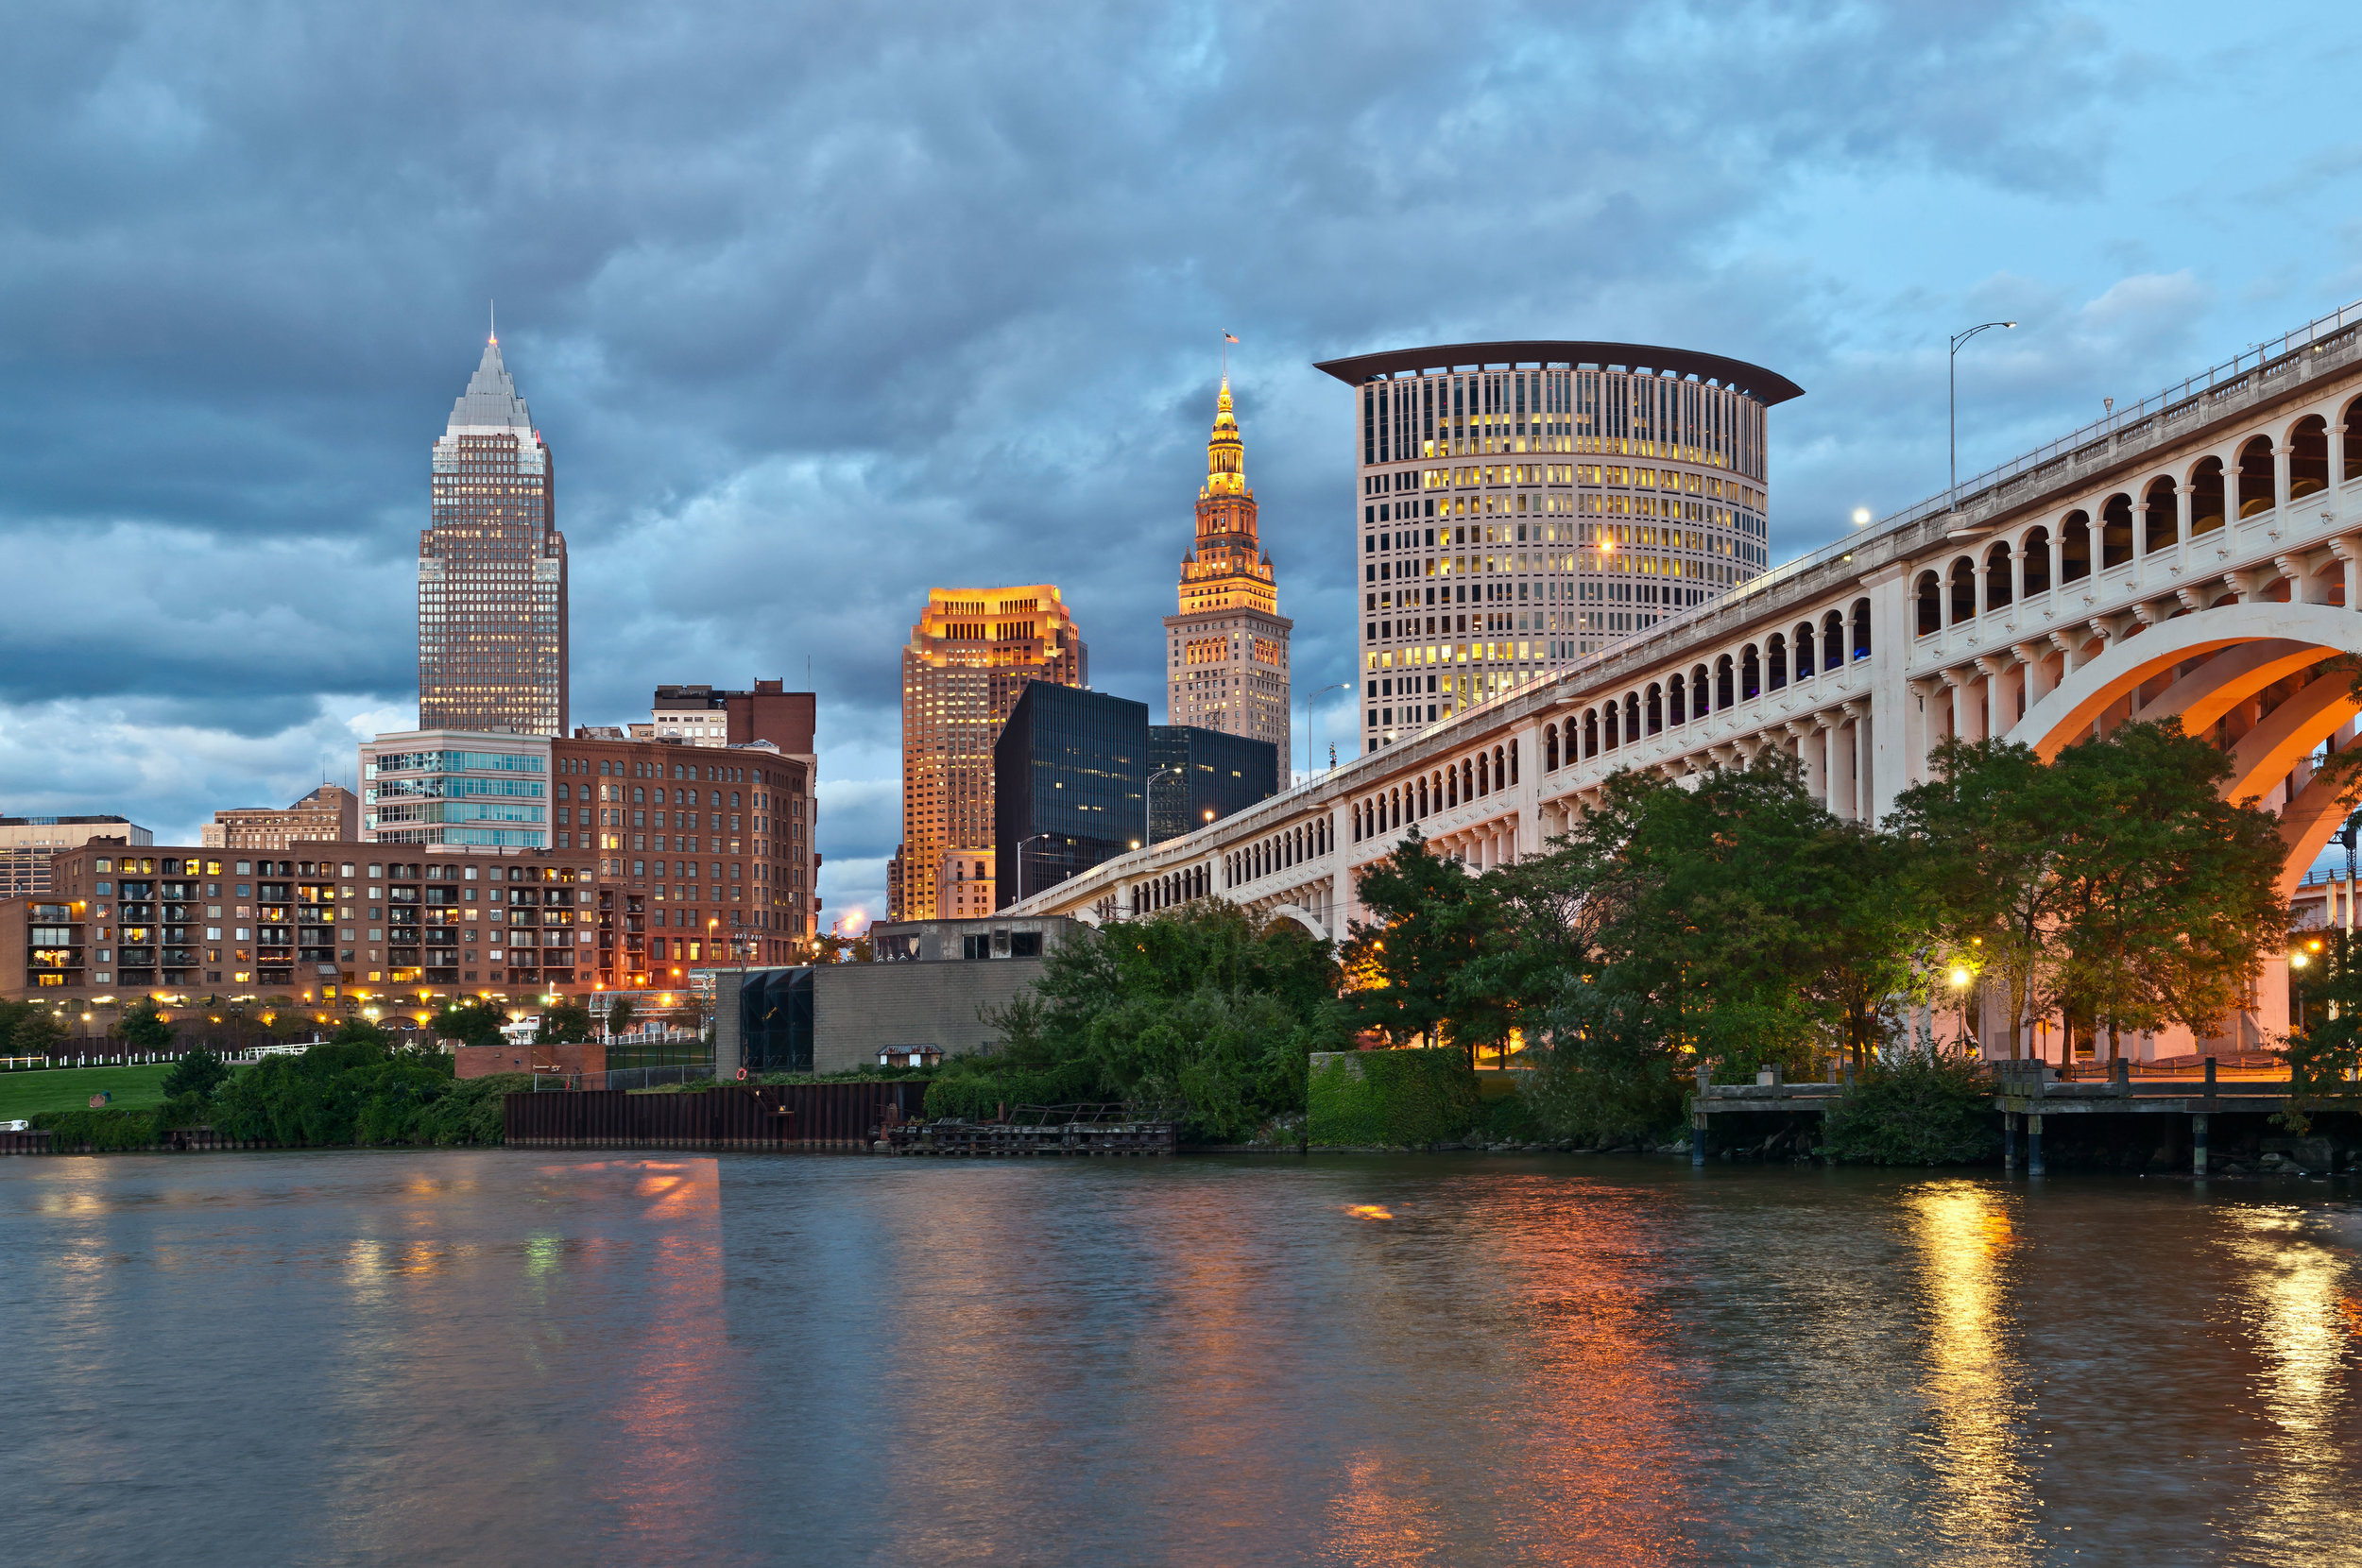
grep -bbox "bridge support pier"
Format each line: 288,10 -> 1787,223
2027,1114 -> 2045,1177
2193,1113 -> 2209,1178
2004,1113 -> 2016,1173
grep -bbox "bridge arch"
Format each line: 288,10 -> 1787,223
2006,600 -> 2362,891
1266,904 -> 1330,943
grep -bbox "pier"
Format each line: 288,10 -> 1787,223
1686,1055 -> 2350,1174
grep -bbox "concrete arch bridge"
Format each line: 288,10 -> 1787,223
1013,304 -> 2362,1056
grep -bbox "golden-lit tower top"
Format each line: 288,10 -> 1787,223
1201,377 -> 1248,501
1168,366 -> 1290,757
1179,378 -> 1275,617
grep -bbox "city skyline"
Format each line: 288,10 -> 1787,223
3,0 -> 2361,932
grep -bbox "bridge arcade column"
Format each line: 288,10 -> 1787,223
2331,425 -> 2348,509
2011,642 -> 2054,709
1943,667 -> 1985,743
1977,654 -> 2018,733
1863,562 -> 1916,815
2276,440 -> 2295,518
1840,700 -> 1869,822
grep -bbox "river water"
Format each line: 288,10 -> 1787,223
5,1152 -> 2361,1566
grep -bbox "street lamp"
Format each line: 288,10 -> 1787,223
1949,320 -> 2016,510
1013,833 -> 1057,904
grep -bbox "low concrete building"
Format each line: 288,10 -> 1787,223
715,916 -> 1080,1075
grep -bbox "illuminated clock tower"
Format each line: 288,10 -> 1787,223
1164,378 -> 1292,764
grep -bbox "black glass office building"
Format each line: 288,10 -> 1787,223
994,683 -> 1147,908
1147,724 -> 1278,844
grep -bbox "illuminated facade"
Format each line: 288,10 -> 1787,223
419,332 -> 569,736
1164,379 -> 1292,760
894,586 -> 1086,921
1316,341 -> 1801,751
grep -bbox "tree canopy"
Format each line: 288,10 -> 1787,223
937,902 -> 1352,1141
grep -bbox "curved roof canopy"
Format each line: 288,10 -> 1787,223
1312,340 -> 1804,406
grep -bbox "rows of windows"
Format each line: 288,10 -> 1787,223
1362,367 -> 1766,475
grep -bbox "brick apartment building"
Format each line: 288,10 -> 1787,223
0,836 -> 597,1004
551,730 -> 813,986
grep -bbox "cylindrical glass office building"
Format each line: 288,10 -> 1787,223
1314,340 -> 1802,752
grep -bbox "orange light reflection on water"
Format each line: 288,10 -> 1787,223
1903,1180 -> 2041,1567
1454,1175 -> 1703,1564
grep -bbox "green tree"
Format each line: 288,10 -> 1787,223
0,1000 -> 35,1055
1791,821 -> 1926,1074
1509,755 -> 1920,1138
2046,720 -> 2288,1060
1341,828 -> 1510,1063
539,999 -> 595,1045
1891,737 -> 2068,1061
330,1017 -> 391,1049
435,999 -> 507,1050
606,996 -> 638,1036
11,1009 -> 66,1059
948,903 -> 1351,1140
162,1046 -> 231,1099
122,998 -> 176,1052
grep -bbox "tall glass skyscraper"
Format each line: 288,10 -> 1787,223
1315,340 -> 1800,752
419,332 -> 569,735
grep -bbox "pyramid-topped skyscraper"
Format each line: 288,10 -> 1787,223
418,328 -> 569,735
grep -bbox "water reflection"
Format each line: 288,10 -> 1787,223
8,1155 -> 2362,1566
2222,1204 -> 2362,1556
1902,1181 -> 2041,1566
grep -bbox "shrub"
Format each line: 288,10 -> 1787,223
1308,1049 -> 1481,1147
34,1106 -> 163,1150
1820,1048 -> 1998,1165
162,1047 -> 230,1099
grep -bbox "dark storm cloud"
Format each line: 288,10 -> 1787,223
0,0 -> 2187,907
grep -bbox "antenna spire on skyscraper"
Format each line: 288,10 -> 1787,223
488,299 -> 497,345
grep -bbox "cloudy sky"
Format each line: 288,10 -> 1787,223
4,0 -> 2359,929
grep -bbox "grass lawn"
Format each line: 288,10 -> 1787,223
0,1063 -> 179,1120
